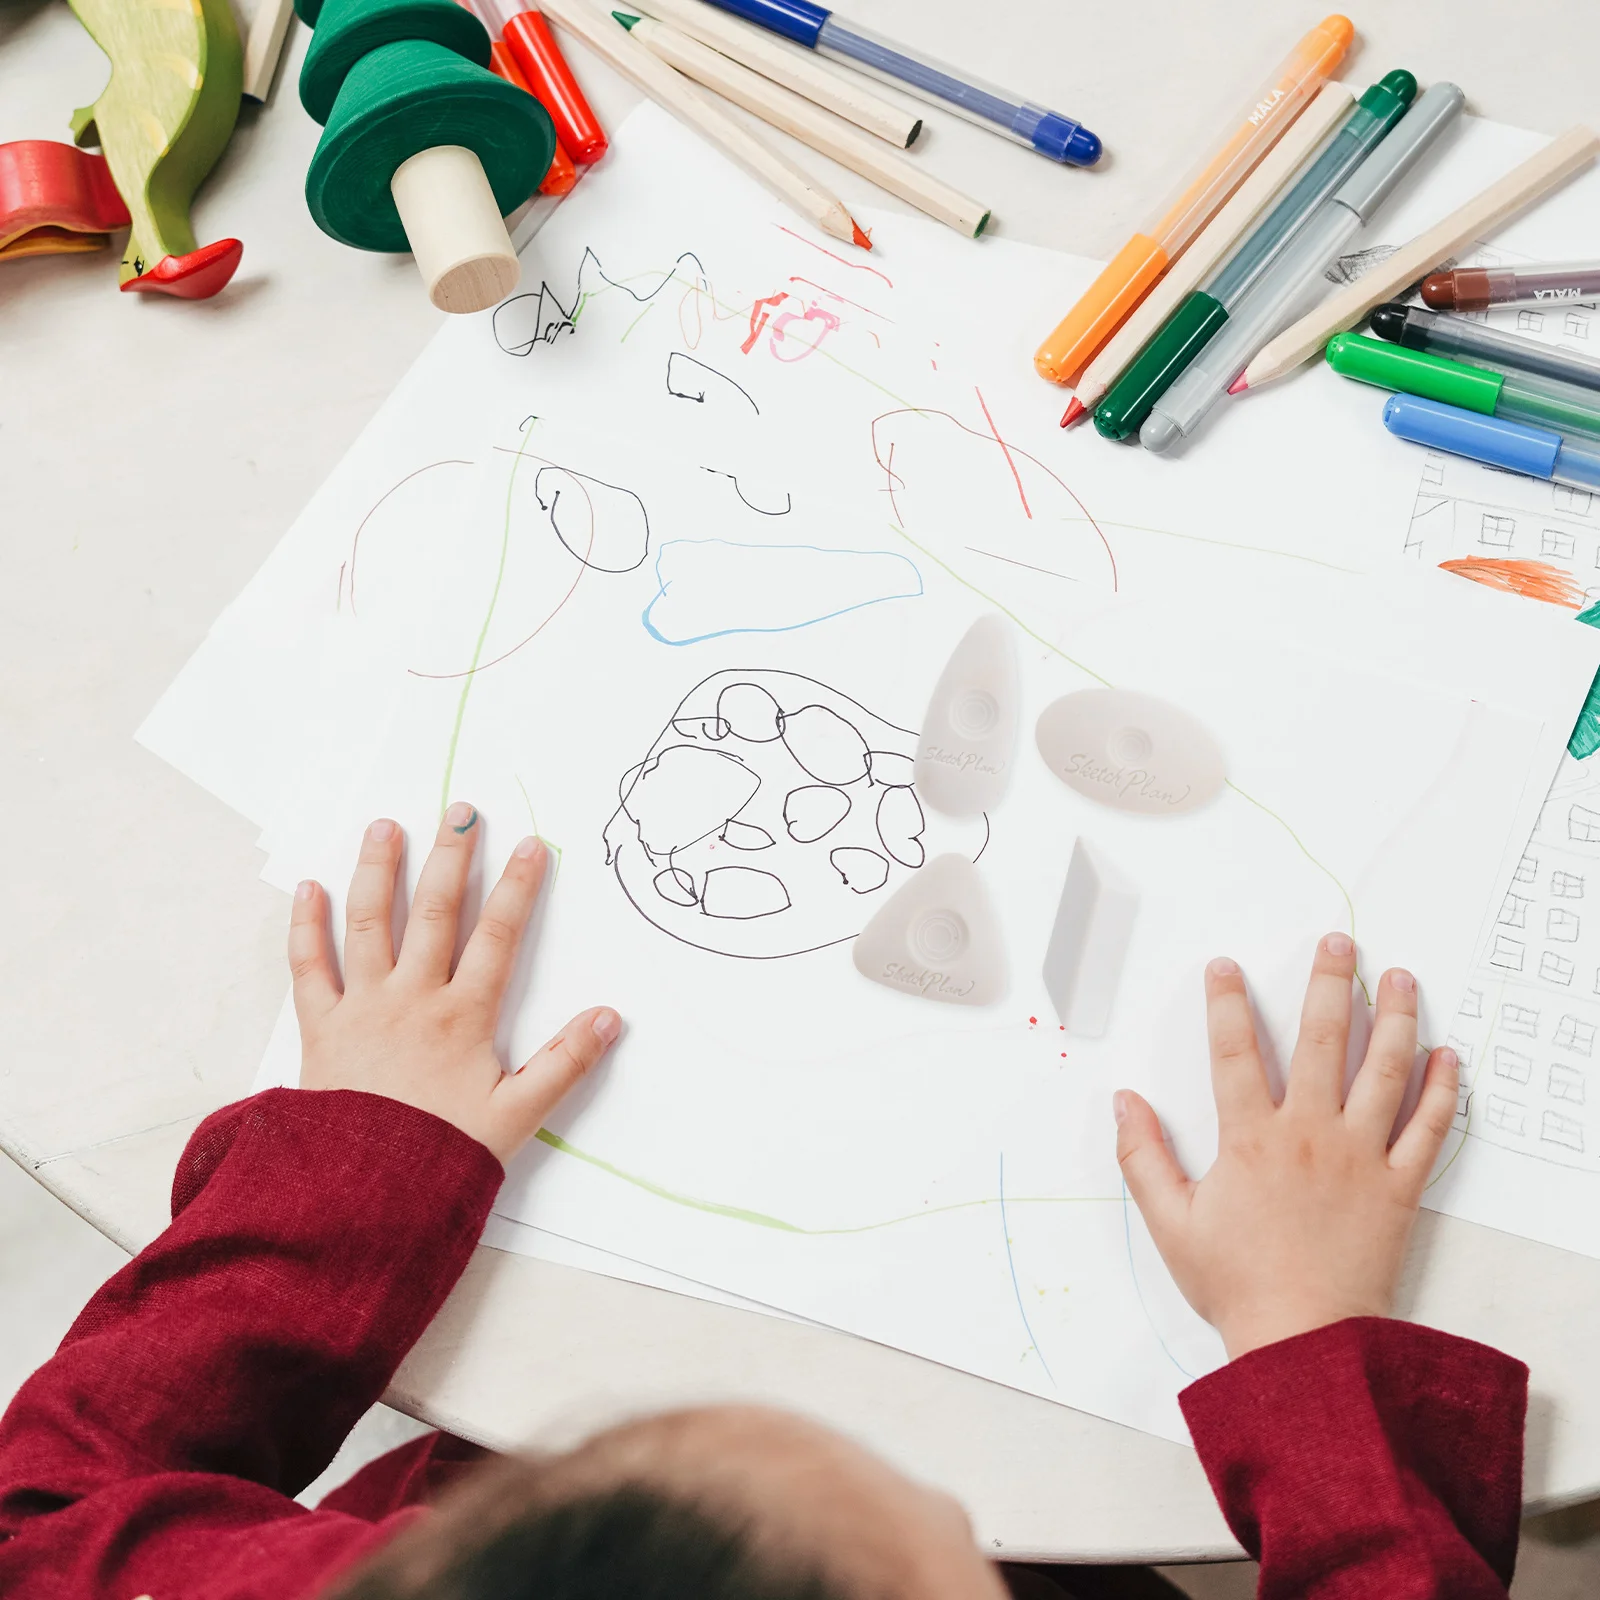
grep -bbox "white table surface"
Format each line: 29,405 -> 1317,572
4,0 -> 1599,1563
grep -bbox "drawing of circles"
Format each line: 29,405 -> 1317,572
912,909 -> 968,965
1108,725 -> 1153,766
951,689 -> 999,740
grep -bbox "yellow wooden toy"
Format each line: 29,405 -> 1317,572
69,0 -> 245,298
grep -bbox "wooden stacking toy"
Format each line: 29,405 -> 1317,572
67,0 -> 244,298
294,0 -> 557,313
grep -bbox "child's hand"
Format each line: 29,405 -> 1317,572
288,804 -> 620,1164
1114,935 -> 1459,1360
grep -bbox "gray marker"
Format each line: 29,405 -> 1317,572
1142,81 -> 1467,453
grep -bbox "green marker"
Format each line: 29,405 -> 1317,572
1093,69 -> 1417,441
1327,332 -> 1600,439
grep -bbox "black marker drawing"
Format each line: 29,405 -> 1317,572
535,466 -> 650,573
701,467 -> 792,517
667,352 -> 760,414
603,669 -> 965,959
494,246 -> 712,357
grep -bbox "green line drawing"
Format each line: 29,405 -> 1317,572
439,418 -> 538,816
514,773 -> 564,877
534,1127 -> 1119,1236
620,302 -> 655,343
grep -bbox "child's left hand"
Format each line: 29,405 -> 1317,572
288,803 -> 620,1163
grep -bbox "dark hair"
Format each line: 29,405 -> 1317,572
330,1478 -> 855,1600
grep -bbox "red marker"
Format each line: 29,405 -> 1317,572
488,40 -> 578,195
496,3 -> 609,164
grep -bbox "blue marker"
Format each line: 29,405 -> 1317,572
1383,394 -> 1600,491
698,0 -> 1101,165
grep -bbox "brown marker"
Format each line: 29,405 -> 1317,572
1421,259 -> 1600,313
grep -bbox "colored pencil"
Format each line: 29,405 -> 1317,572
1238,125 -> 1600,390
619,13 -> 988,237
541,0 -> 870,248
632,0 -> 922,148
242,0 -> 296,102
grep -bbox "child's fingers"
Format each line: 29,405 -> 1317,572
1388,1046 -> 1461,1186
396,802 -> 480,985
1115,1089 -> 1192,1243
1284,933 -> 1357,1113
1205,959 -> 1273,1132
343,820 -> 402,990
453,838 -> 548,1002
1342,969 -> 1420,1143
492,1007 -> 623,1150
287,880 -> 340,1021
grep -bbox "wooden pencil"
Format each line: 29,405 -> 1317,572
242,0 -> 296,102
1068,82 -> 1353,419
625,14 -> 989,238
631,0 -> 922,149
541,0 -> 869,248
1239,124 -> 1600,390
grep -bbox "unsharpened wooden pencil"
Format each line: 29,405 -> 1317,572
243,0 -> 297,102
541,0 -> 870,249
1065,81 -> 1353,423
620,12 -> 989,238
631,0 -> 922,149
1238,124 -> 1600,390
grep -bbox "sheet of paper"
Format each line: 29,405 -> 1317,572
1380,150 -> 1600,1256
150,101 -> 1600,1438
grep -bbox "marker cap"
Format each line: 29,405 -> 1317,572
1359,68 -> 1417,115
1382,393 -> 1561,479
706,0 -> 830,48
1333,81 -> 1466,220
1031,112 -> 1102,166
1327,331 -> 1503,413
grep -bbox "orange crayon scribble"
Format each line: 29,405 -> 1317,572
1439,557 -> 1585,610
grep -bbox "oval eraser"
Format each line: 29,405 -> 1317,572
852,853 -> 1006,1006
1035,688 -> 1225,816
915,614 -> 1019,817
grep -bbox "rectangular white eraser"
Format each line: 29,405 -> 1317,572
1042,839 -> 1139,1038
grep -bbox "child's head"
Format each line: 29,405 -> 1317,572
332,1405 -> 1009,1600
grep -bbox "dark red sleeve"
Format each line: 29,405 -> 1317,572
0,1087 -> 502,1600
1181,1317 -> 1527,1598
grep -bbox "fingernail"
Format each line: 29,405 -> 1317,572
1113,1090 -> 1129,1126
1390,969 -> 1416,992
592,1008 -> 621,1046
295,880 -> 316,902
1207,956 -> 1239,978
369,818 -> 396,842
1438,1047 -> 1459,1071
445,801 -> 477,833
1325,933 -> 1353,957
513,835 -> 544,861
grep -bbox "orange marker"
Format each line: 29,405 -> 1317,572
1033,15 -> 1353,387
488,40 -> 578,195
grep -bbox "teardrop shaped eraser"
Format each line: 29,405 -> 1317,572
852,854 -> 1006,1006
915,615 -> 1019,817
1035,689 -> 1225,816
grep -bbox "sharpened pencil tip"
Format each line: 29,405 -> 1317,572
1227,373 -> 1248,396
851,220 -> 872,251
1060,398 -> 1086,428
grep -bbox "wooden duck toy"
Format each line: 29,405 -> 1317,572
67,0 -> 245,299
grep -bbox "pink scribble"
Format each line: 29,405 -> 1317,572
775,225 -> 893,287
974,386 -> 1032,520
768,305 -> 841,362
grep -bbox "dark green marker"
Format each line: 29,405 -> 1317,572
1092,69 -> 1417,440
1326,331 -> 1600,439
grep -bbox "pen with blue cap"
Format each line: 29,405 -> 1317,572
694,0 -> 1102,166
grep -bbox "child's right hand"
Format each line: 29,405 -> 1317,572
288,804 -> 620,1164
1114,935 -> 1459,1360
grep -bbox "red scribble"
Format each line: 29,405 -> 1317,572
769,305 -> 840,363
775,224 -> 893,288
346,458 -> 473,616
870,407 -> 1118,591
410,449 -> 595,680
974,386 -> 1032,521
787,277 -> 894,321
1028,1016 -> 1037,1025
742,290 -> 788,354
